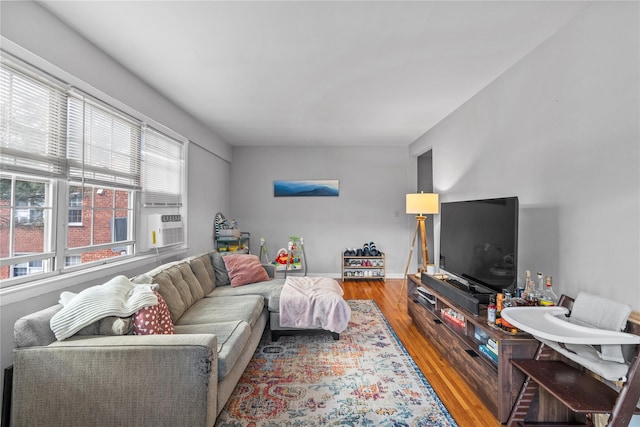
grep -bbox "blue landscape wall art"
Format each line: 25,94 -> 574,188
274,180 -> 339,197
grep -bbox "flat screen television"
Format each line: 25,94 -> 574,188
438,196 -> 518,294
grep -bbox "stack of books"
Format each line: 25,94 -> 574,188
478,338 -> 499,365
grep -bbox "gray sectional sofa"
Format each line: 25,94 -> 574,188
9,251 -> 289,427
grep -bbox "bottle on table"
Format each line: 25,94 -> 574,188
503,290 -> 513,308
499,290 -> 516,329
536,272 -> 544,297
522,270 -> 539,305
487,295 -> 497,324
496,292 -> 505,313
540,276 -> 559,306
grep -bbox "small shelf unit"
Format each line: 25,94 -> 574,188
342,253 -> 386,282
213,212 -> 250,253
214,232 -> 250,253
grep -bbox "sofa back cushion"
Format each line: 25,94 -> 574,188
152,262 -> 205,322
188,253 -> 216,294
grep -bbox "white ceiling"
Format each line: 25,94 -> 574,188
39,1 -> 590,147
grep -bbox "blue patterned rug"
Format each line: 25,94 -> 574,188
215,299 -> 458,426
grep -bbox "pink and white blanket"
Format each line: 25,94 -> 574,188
279,276 -> 351,333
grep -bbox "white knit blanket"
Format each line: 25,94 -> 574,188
50,275 -> 158,340
279,276 -> 351,333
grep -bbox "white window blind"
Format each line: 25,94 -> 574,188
0,62 -> 67,177
142,128 -> 184,207
67,94 -> 141,189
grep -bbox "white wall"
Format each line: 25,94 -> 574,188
187,143 -> 231,253
0,0 -> 232,389
0,0 -> 231,163
229,146 -> 416,277
410,2 -> 640,310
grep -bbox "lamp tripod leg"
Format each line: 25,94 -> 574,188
397,220 -> 420,304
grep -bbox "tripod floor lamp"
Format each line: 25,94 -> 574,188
401,192 -> 439,297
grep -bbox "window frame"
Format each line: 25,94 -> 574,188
0,52 -> 187,290
0,173 -> 55,284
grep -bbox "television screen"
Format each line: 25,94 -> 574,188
439,197 -> 518,293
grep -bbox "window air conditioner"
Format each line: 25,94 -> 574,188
148,214 -> 184,247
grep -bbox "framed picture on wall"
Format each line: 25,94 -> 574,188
273,180 -> 339,197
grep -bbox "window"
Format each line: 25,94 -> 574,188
13,179 -> 46,225
0,175 -> 53,281
66,184 -> 134,266
67,95 -> 141,189
1,54 -> 185,289
64,95 -> 139,267
142,128 -> 184,207
0,60 -> 67,177
68,191 -> 82,225
13,258 -> 43,277
64,255 -> 81,267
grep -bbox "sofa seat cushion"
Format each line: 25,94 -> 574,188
207,279 -> 285,311
267,285 -> 284,312
174,321 -> 251,379
175,295 -> 264,328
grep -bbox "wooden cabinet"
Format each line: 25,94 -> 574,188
406,274 -> 539,423
342,253 -> 386,282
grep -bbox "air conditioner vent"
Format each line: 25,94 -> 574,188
148,214 -> 184,247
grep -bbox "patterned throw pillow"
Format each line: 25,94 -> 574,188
222,254 -> 270,287
132,291 -> 175,335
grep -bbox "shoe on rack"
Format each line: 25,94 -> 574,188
369,241 -> 379,256
362,242 -> 371,257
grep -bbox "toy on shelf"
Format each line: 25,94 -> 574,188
213,212 -> 249,253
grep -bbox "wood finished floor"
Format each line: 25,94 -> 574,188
341,278 -> 501,427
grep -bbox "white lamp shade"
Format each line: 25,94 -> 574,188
406,193 -> 439,215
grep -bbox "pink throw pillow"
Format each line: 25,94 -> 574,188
222,254 -> 270,287
132,291 -> 175,335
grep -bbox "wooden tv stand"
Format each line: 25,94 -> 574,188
407,274 -> 539,423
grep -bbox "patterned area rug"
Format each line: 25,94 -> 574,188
215,300 -> 458,426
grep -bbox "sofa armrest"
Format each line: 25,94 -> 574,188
11,334 -> 218,427
262,263 -> 275,278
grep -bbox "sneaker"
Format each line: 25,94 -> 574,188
362,242 -> 371,257
369,242 -> 379,256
